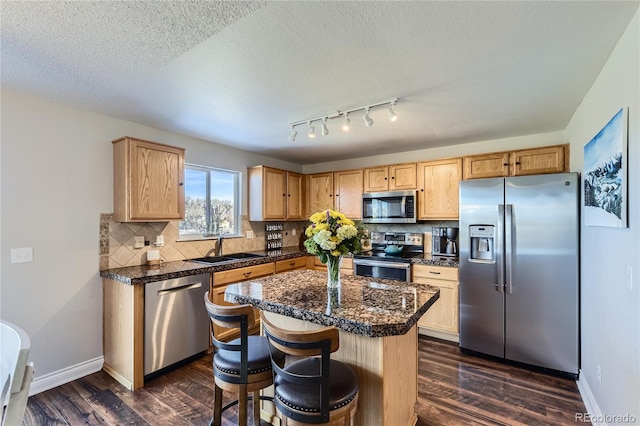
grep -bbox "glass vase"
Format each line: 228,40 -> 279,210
326,255 -> 343,288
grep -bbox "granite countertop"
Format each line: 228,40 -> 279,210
411,254 -> 459,267
224,270 -> 440,338
100,247 -> 308,285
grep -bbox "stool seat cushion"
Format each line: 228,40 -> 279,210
274,358 -> 358,413
214,335 -> 274,375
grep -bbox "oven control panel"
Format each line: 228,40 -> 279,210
370,232 -> 423,247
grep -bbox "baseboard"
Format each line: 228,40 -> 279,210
29,357 -> 104,396
418,327 -> 459,343
576,371 -> 605,425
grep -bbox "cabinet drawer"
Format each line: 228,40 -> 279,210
213,263 -> 275,286
412,264 -> 458,281
276,257 -> 308,273
313,256 -> 353,270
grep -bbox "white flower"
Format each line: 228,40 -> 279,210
313,230 -> 337,251
336,224 -> 357,240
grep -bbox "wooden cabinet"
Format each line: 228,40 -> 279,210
306,172 -> 334,215
334,169 -> 363,219
307,170 -> 363,219
363,163 -> 417,192
463,144 -> 568,180
413,265 -> 459,341
248,166 -> 305,221
312,256 -> 353,276
417,158 -> 462,220
211,262 -> 274,341
113,136 -> 185,222
275,256 -> 308,273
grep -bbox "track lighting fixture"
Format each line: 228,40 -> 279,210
288,98 -> 398,141
342,113 -> 351,132
389,100 -> 398,122
363,108 -> 374,127
321,118 -> 329,136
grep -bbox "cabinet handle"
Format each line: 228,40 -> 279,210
391,176 -> 395,179
179,182 -> 184,186
289,262 -> 295,266
384,177 -> 388,180
243,272 -> 252,278
288,194 -> 291,197
515,162 -> 521,165
420,188 -> 424,192
283,193 -> 286,197
503,163 -> 508,166
336,193 -> 339,197
429,271 -> 441,275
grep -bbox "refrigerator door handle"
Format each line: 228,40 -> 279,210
505,204 -> 514,294
496,204 -> 505,293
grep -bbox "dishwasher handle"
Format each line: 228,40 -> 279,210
157,281 -> 202,297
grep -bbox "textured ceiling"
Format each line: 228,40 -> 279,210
1,1 -> 638,164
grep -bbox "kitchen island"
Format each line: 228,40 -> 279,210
225,270 -> 440,426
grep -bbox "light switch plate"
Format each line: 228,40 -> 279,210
154,235 -> 165,247
246,230 -> 254,239
11,247 -> 33,264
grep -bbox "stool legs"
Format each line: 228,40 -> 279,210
238,384 -> 248,425
213,384 -> 223,425
252,390 -> 261,426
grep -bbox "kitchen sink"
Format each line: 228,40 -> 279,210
187,252 -> 266,264
223,252 -> 266,260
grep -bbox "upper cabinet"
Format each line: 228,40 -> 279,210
417,158 -> 462,220
113,137 -> 185,222
334,169 -> 364,219
306,172 -> 334,216
307,170 -> 363,219
463,144 -> 568,180
248,166 -> 305,221
363,163 -> 417,192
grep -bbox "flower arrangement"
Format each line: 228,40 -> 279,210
304,209 -> 362,263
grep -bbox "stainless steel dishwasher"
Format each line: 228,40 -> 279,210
144,273 -> 210,375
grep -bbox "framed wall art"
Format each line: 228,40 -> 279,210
583,107 -> 628,228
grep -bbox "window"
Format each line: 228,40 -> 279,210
179,164 -> 240,240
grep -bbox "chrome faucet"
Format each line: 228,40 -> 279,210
215,235 -> 224,256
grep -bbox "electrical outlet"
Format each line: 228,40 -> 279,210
597,365 -> 602,385
626,265 -> 633,290
292,229 -> 296,236
154,235 -> 165,247
133,236 -> 145,249
10,247 -> 33,264
246,230 -> 254,239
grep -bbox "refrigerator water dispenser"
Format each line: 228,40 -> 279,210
469,225 -> 495,263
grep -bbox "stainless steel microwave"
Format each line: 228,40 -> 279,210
362,190 -> 418,224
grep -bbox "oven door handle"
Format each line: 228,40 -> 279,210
353,259 -> 411,270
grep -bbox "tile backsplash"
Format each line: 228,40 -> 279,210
99,214 -> 459,270
99,214 -> 307,270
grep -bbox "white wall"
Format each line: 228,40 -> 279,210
0,90 -> 300,382
565,9 -> 640,422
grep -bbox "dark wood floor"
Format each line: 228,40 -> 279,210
24,336 -> 586,425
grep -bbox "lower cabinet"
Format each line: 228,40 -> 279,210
311,256 -> 354,276
210,262 -> 275,341
412,264 -> 459,342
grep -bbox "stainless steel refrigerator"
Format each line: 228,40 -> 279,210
459,173 -> 579,377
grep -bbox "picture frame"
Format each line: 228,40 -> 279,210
583,107 -> 628,228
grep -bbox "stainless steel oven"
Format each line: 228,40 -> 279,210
353,232 -> 424,282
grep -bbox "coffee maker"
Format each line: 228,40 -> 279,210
432,227 -> 459,257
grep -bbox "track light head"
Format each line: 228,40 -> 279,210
321,118 -> 329,136
289,125 -> 297,142
308,122 -> 316,139
342,113 -> 351,132
363,108 -> 374,127
388,101 -> 398,122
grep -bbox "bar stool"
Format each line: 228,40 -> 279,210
260,311 -> 359,425
204,292 -> 277,426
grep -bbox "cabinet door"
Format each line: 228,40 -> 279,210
417,159 -> 462,220
463,153 -> 509,180
389,163 -> 417,190
415,279 -> 459,334
307,173 -> 334,216
263,167 -> 287,220
114,137 -> 185,222
511,145 -> 567,176
286,172 -> 305,220
334,169 -> 363,219
363,166 -> 389,192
